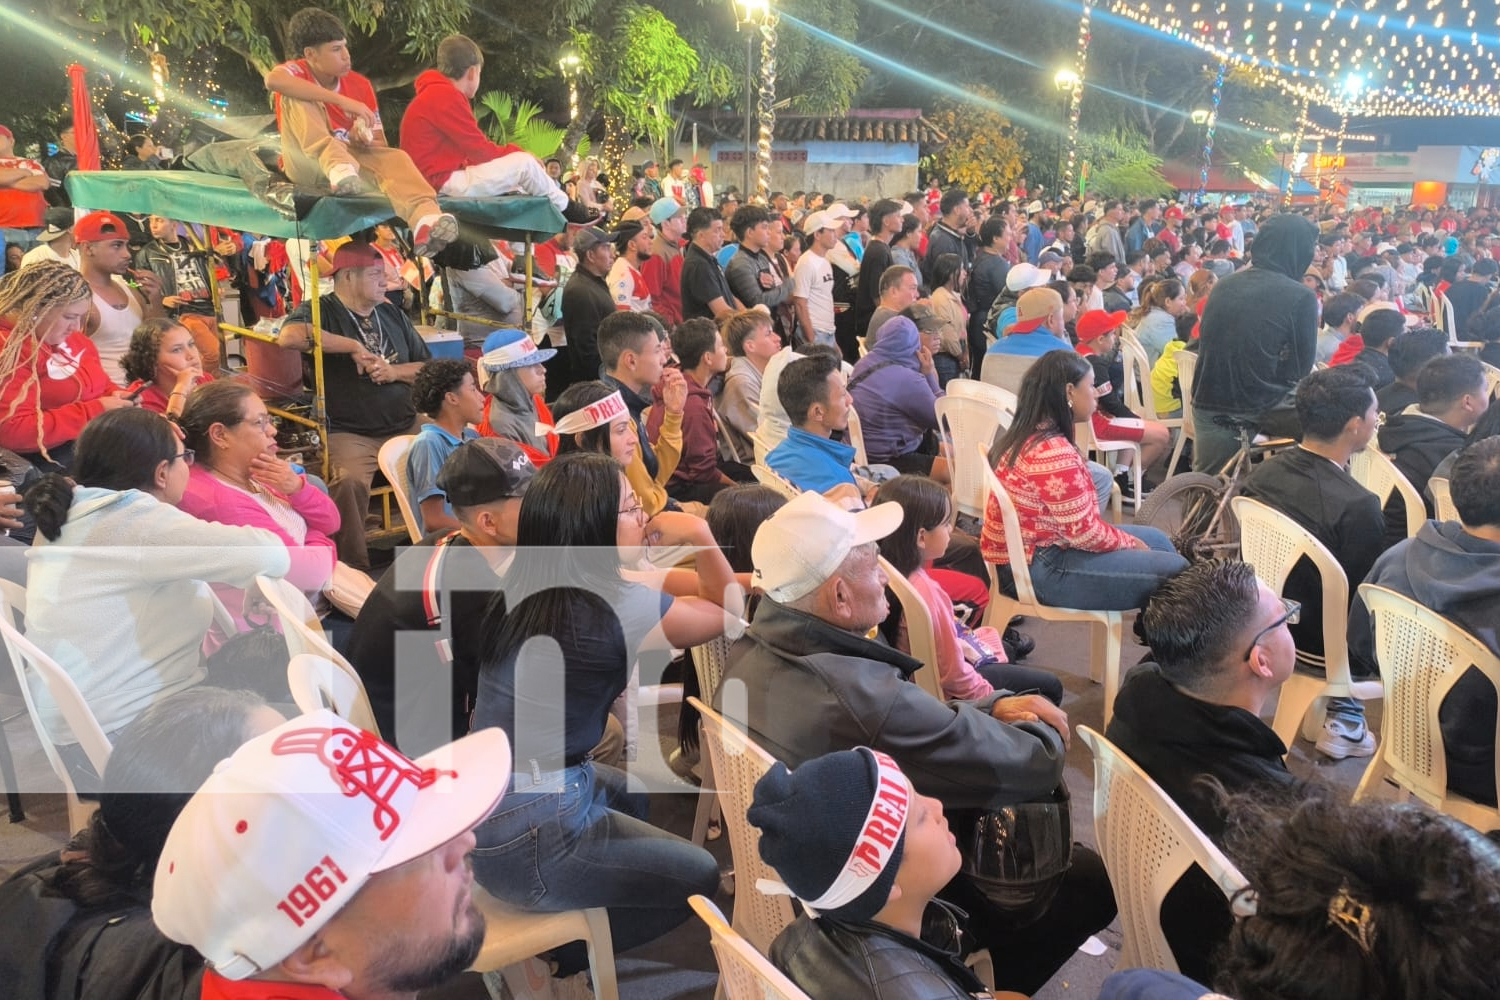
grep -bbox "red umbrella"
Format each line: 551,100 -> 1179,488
67,63 -> 101,170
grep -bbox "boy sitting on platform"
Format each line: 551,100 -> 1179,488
264,7 -> 457,257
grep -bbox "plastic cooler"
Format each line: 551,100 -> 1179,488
417,326 -> 465,360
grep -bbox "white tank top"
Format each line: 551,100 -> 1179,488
91,276 -> 143,386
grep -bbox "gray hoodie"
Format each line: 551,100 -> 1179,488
1348,520 -> 1500,805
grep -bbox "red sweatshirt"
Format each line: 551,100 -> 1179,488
400,70 -> 523,191
0,323 -> 118,454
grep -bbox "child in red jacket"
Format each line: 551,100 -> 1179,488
400,34 -> 600,225
264,8 -> 457,258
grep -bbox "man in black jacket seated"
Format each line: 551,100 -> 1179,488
1378,352 -> 1491,546
748,747 -> 1016,1000
716,491 -> 1115,994
1107,558 -> 1301,983
1240,364 -> 1386,759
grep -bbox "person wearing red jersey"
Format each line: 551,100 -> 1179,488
0,261 -> 133,468
264,8 -> 457,258
401,35 -> 599,225
0,124 -> 48,270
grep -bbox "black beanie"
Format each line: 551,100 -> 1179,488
747,747 -> 908,922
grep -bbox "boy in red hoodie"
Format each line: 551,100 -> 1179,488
401,34 -> 599,225
264,7 -> 457,258
646,317 -> 733,505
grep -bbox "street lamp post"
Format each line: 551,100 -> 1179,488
733,0 -> 770,199
1053,69 -> 1078,197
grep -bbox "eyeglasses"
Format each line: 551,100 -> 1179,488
236,415 -> 276,432
1242,597 -> 1300,661
618,497 -> 645,520
175,449 -> 195,466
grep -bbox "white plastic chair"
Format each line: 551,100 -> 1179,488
946,378 -> 1018,422
1075,415 -> 1144,511
376,433 -> 422,543
878,556 -> 946,700
1231,497 -> 1384,749
935,394 -> 1007,519
688,635 -> 733,846
1166,349 -> 1197,476
691,696 -> 795,954
1430,476 -> 1458,523
1352,585 -> 1500,832
1078,726 -> 1249,972
750,464 -> 801,499
690,895 -> 813,1000
469,884 -> 620,1000
845,404 -> 870,467
256,575 -> 380,735
0,580 -> 113,832
1349,447 -> 1425,539
980,445 -> 1129,724
1121,335 -> 1183,435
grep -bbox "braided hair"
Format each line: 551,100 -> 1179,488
0,261 -> 93,458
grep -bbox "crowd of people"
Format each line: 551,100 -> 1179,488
2,6 -> 1500,1000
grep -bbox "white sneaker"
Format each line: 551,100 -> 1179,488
327,164 -> 366,196
1316,717 -> 1377,759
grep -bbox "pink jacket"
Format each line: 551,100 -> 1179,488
178,465 -> 340,631
901,567 -> 994,702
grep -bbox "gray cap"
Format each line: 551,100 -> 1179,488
436,439 -> 536,508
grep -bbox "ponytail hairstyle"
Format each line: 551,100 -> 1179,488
1129,276 -> 1184,327
29,408 -> 179,541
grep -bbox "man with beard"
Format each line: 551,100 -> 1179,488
77,210 -> 164,386
606,218 -> 655,313
152,709 -> 511,1000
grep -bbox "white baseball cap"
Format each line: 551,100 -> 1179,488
823,203 -> 859,221
802,210 -> 836,234
751,491 -> 903,602
152,710 -> 511,980
1006,262 -> 1050,293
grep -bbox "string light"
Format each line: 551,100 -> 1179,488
1106,0 -> 1500,115
755,13 -> 778,203
1197,59 -> 1225,203
1064,0 -> 1095,193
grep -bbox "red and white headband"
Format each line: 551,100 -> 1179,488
553,390 -> 630,434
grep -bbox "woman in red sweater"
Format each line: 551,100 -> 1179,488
0,261 -> 134,468
120,317 -> 215,416
982,350 -> 1187,611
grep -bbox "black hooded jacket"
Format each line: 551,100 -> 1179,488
1377,411 -> 1465,545
1193,214 -> 1319,415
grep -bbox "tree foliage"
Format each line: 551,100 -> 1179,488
1077,128 -> 1173,199
477,93 -> 590,161
927,86 -> 1026,193
61,0 -> 471,87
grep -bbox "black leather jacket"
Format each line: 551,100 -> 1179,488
770,901 -> 990,1000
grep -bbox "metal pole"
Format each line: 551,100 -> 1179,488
1197,60 -> 1226,205
744,32 -> 754,196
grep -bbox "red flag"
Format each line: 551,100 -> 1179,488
67,63 -> 100,171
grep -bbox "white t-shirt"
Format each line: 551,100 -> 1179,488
21,243 -> 79,270
793,250 -> 836,335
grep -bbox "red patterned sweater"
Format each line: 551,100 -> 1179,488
981,428 -> 1137,564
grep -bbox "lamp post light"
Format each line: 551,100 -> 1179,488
1053,69 -> 1078,196
733,0 -> 770,198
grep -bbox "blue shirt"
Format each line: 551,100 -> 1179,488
985,330 -> 1073,357
766,425 -> 857,493
405,423 -> 479,536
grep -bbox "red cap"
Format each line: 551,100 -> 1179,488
0,125 -> 12,141
1219,205 -> 1236,216
329,241 -> 384,274
1076,309 -> 1127,342
1164,205 -> 1185,221
74,211 -> 130,243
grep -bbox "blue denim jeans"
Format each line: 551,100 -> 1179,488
1029,525 -> 1188,611
471,760 -> 720,973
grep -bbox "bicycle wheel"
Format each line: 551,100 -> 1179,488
1137,473 -> 1228,560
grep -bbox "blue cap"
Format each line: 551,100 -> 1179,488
649,197 -> 685,226
481,328 -> 556,370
